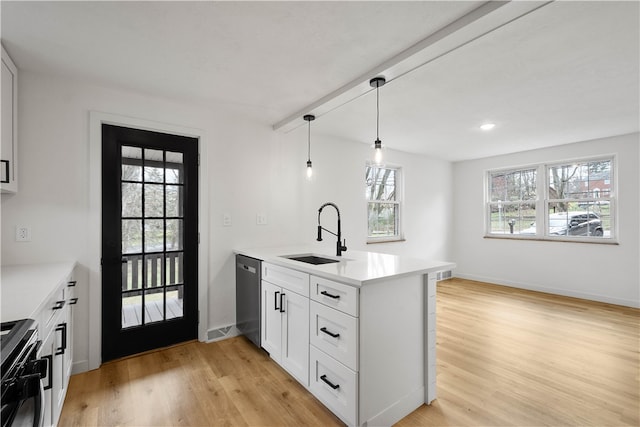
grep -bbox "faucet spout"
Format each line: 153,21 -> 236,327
317,202 -> 347,256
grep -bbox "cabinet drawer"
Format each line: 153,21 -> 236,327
310,301 -> 358,371
310,345 -> 357,427
262,263 -> 309,297
310,275 -> 358,317
41,285 -> 66,332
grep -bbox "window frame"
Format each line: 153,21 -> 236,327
366,163 -> 404,244
485,155 -> 617,244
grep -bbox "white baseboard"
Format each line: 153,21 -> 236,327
71,359 -> 90,375
454,273 -> 640,308
363,386 -> 425,427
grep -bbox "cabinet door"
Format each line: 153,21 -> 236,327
281,290 -> 309,386
1,46 -> 17,193
261,280 -> 281,361
52,319 -> 67,426
39,329 -> 54,427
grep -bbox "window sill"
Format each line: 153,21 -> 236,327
484,234 -> 619,245
367,237 -> 406,244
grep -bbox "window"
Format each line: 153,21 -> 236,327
366,164 -> 402,242
486,156 -> 615,242
488,168 -> 537,234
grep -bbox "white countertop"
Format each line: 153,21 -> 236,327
235,246 -> 455,287
1,261 -> 76,322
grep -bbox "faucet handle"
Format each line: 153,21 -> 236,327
341,239 -> 347,252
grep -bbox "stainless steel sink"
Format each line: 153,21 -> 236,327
283,255 -> 340,265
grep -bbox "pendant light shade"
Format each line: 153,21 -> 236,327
370,77 -> 386,164
304,114 -> 315,179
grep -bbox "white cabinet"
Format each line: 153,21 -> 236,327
36,271 -> 77,427
261,263 -> 310,386
1,45 -> 18,193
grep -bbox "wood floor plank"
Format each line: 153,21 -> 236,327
59,278 -> 639,426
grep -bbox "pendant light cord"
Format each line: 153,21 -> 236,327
376,83 -> 380,141
307,119 -> 311,162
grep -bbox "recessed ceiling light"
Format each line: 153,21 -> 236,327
480,123 -> 496,131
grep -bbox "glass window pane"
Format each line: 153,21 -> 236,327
122,220 -> 142,254
144,219 -> 164,252
166,285 -> 184,320
144,288 -> 165,324
122,146 -> 142,182
166,151 -> 183,184
547,202 -> 606,237
367,202 -> 398,238
145,254 -> 164,288
122,255 -> 143,292
165,252 -> 183,285
166,219 -> 183,251
144,184 -> 164,217
122,183 -> 142,217
144,149 -> 164,183
366,166 -> 396,201
122,290 -> 142,329
489,202 -> 536,235
490,173 -> 507,202
166,185 -> 183,217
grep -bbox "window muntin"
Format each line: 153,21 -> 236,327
366,165 -> 402,241
486,157 -> 615,242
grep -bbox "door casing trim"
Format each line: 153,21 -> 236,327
88,111 -> 209,371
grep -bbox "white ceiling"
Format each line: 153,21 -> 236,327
2,1 -> 638,162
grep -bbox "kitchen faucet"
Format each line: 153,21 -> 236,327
317,202 -> 347,256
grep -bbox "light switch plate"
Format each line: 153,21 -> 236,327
256,213 -> 267,225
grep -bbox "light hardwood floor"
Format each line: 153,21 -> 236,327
59,278 -> 640,426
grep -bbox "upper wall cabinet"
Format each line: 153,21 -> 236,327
1,45 -> 18,193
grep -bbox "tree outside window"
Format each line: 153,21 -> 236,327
366,165 -> 402,241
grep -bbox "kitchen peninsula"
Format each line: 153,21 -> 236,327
235,246 -> 455,426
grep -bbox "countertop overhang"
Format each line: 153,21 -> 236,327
234,246 -> 455,287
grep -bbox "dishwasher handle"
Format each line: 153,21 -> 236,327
237,262 -> 257,275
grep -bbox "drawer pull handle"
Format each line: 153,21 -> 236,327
43,355 -> 53,390
55,323 -> 67,356
67,280 -> 77,287
69,298 -> 79,305
320,290 -> 340,299
274,291 -> 280,311
320,327 -> 340,338
320,375 -> 340,390
52,300 -> 65,310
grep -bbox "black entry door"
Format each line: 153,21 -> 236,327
102,124 -> 198,362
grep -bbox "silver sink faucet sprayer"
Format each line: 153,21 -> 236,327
317,202 -> 347,256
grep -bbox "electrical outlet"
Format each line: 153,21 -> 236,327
16,226 -> 31,242
256,213 -> 267,225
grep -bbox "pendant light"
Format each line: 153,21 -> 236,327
304,114 -> 315,179
370,76 -> 386,164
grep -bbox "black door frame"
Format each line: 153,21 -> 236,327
101,124 -> 199,361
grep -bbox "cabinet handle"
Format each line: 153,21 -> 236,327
55,323 -> 67,356
274,291 -> 280,311
69,298 -> 79,305
320,374 -> 340,390
43,355 -> 53,390
320,290 -> 340,299
0,160 -> 9,184
52,300 -> 65,310
320,327 -> 340,338
279,293 -> 285,313
67,281 -> 77,287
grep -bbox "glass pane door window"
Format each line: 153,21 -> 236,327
120,146 -> 186,329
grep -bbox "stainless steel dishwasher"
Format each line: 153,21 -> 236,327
235,254 -> 261,348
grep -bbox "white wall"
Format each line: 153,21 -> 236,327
283,129 -> 453,261
452,133 -> 640,307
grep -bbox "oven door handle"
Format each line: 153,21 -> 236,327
35,379 -> 45,427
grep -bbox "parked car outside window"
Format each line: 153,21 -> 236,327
521,211 -> 604,237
